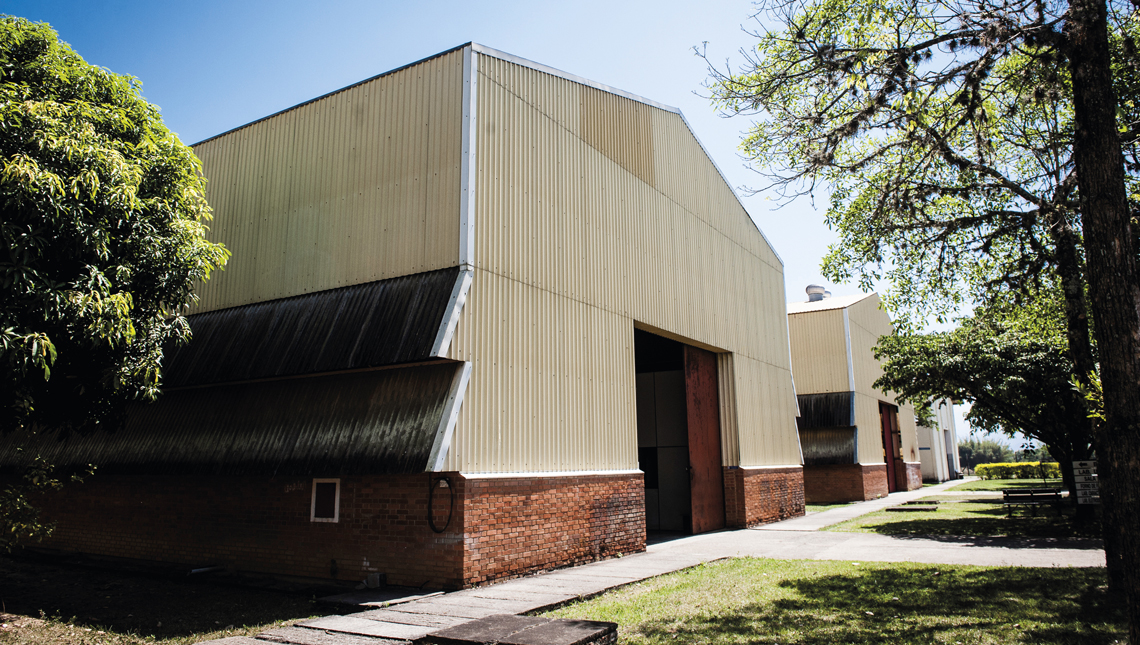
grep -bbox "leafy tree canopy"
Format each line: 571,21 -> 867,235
707,0 -> 1138,328
0,16 -> 228,434
874,289 -> 1093,468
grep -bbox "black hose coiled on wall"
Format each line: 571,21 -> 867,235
428,475 -> 454,533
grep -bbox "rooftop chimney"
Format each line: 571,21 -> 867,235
806,284 -> 827,302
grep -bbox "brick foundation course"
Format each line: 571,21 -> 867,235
723,466 -> 805,528
803,463 -> 889,503
31,471 -> 645,590
461,473 -> 645,587
902,461 -> 923,491
35,473 -> 467,588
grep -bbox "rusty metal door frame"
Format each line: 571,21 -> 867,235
684,345 -> 726,533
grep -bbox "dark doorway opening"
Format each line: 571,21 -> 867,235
635,329 -> 725,534
879,401 -> 901,493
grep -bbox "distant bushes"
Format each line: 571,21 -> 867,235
975,462 -> 1061,480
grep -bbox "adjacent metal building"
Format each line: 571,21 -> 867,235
14,44 -> 805,588
787,288 -> 923,502
918,399 -> 962,482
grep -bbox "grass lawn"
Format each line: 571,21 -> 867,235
823,495 -> 1102,539
0,554 -> 347,645
805,502 -> 853,513
950,478 -> 1066,492
542,558 -> 1125,644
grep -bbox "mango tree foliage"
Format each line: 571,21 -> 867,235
0,16 -> 229,434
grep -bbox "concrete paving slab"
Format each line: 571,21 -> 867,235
318,588 -> 443,608
498,619 -> 617,645
423,614 -> 547,644
459,588 -> 577,604
194,637 -> 264,645
298,616 -> 431,641
256,626 -> 403,645
352,609 -> 469,628
386,603 -> 506,620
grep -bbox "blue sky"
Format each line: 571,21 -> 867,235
4,0 -> 985,440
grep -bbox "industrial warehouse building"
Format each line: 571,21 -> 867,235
918,399 -> 962,482
787,287 -> 923,503
10,44 -> 805,589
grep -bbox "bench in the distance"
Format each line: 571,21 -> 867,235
1002,488 -> 1064,516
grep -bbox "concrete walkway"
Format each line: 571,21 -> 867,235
204,479 -> 1103,644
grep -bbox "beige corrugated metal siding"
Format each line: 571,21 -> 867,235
191,50 -> 464,313
844,295 -> 919,464
787,309 -> 851,394
443,53 -> 799,473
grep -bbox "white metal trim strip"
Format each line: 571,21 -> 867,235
732,465 -> 804,472
460,469 -> 643,479
426,361 -> 473,472
430,268 -> 474,357
460,45 -> 478,268
842,308 -> 856,391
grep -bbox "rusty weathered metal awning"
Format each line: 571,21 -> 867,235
4,362 -> 463,476
164,266 -> 461,388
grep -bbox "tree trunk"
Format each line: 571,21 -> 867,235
1065,0 -> 1140,637
1047,217 -> 1100,526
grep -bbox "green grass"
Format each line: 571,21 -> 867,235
822,495 -> 1101,539
542,558 -> 1124,644
806,502 -> 853,513
950,478 -> 1066,491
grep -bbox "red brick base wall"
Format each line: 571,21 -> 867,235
803,464 -> 889,503
34,473 -> 467,588
723,466 -> 805,528
461,473 -> 645,587
30,471 -> 645,590
903,462 -> 923,491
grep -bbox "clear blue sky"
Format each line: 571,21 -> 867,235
4,0 -> 984,439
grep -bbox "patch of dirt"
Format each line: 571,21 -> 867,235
0,552 -> 358,641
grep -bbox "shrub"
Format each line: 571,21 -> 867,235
975,462 -> 1061,479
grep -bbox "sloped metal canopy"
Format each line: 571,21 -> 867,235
164,266 -> 461,388
3,363 -> 461,476
796,391 -> 856,430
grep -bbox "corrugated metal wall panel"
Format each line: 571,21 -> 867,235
734,355 -> 802,466
834,296 -> 920,464
787,309 -> 851,394
717,352 -> 740,467
192,50 -> 464,313
444,270 -> 636,472
447,54 -> 798,473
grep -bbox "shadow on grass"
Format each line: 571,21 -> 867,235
848,500 -> 1104,541
632,566 -> 1123,644
0,553 -> 354,639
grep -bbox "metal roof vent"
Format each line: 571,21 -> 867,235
806,284 -> 827,302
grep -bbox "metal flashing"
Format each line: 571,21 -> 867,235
461,469 -> 643,479
460,45 -> 478,268
427,361 -> 473,472
431,268 -> 474,357
842,308 -> 856,392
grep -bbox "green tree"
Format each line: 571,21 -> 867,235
707,0 -> 1140,631
0,17 -> 228,547
957,438 -> 1015,469
874,294 -> 1094,501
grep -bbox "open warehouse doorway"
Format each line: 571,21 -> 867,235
634,328 -> 725,534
